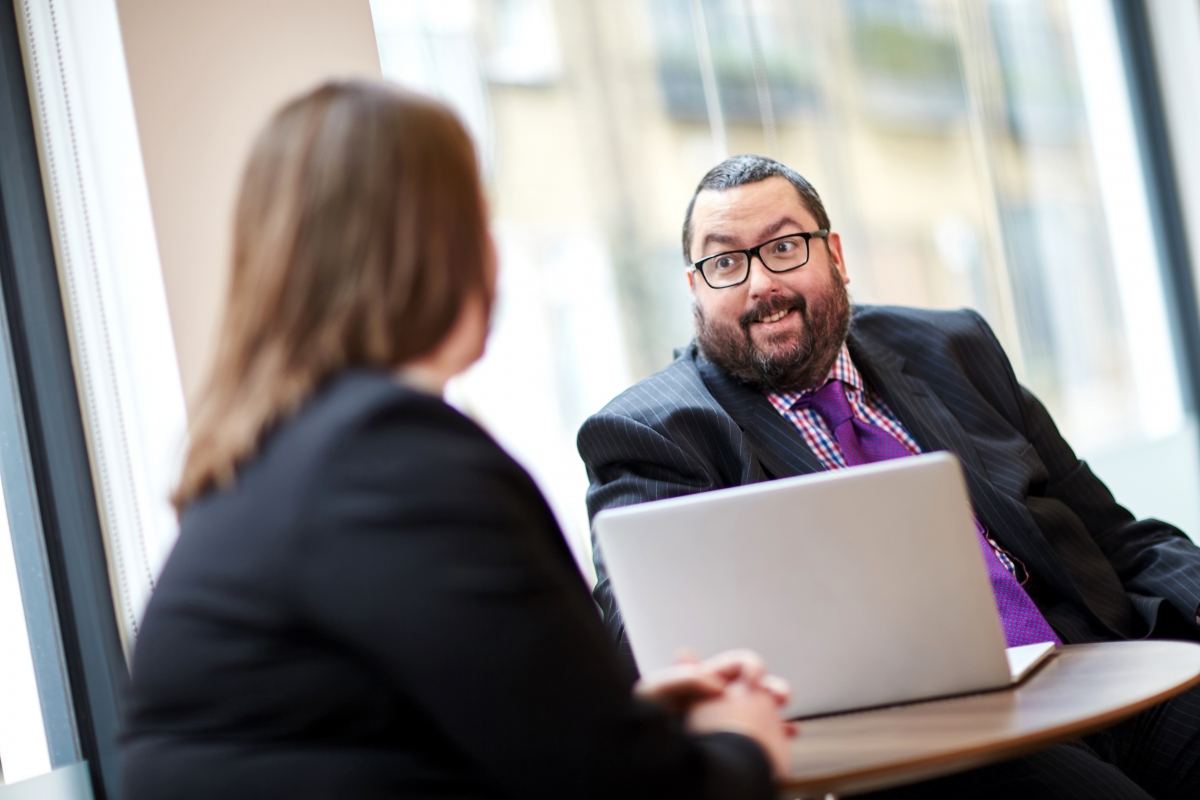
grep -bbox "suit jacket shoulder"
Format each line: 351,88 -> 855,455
849,305 -> 1025,429
586,344 -> 719,426
578,305 -> 1023,525
578,345 -> 767,520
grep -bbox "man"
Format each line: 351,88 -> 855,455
578,154 -> 1200,799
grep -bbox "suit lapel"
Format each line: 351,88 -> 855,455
846,323 -> 1137,634
694,326 -> 997,490
695,328 -> 995,484
695,354 -> 823,479
692,317 -> 1142,641
846,328 -> 989,480
847,325 -> 1033,539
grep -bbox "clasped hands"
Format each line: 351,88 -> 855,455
635,649 -> 796,777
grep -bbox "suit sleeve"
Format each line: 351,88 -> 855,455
969,311 -> 1200,630
292,405 -> 775,800
1019,385 -> 1200,629
577,410 -> 724,668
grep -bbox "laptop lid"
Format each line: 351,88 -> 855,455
594,452 -> 1013,718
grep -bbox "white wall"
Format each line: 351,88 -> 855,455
116,0 -> 383,406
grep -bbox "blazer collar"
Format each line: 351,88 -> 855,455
690,319 -> 993,482
845,323 -> 989,480
692,321 -> 1131,637
694,349 -> 824,479
846,320 -> 1094,611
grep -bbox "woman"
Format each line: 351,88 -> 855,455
120,81 -> 790,799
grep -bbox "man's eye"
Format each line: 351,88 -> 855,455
714,256 -> 738,271
774,240 -> 796,253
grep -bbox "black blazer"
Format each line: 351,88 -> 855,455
121,372 -> 773,800
578,306 -> 1200,665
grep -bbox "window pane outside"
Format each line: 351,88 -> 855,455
369,0 -> 1199,576
0,207 -> 78,788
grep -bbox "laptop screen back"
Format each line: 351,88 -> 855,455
594,452 -> 1011,717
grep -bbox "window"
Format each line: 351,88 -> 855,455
0,0 -> 182,794
368,0 -> 1200,574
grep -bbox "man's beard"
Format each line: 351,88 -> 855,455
694,267 -> 851,394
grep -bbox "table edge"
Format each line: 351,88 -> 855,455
780,644 -> 1200,794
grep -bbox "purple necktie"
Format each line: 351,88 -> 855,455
801,380 -> 1060,647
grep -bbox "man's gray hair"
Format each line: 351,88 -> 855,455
681,154 -> 831,263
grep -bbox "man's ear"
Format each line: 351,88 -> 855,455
826,232 -> 850,285
686,268 -> 697,294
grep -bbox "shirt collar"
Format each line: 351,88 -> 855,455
767,343 -> 861,410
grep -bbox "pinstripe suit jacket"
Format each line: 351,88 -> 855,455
578,305 -> 1200,667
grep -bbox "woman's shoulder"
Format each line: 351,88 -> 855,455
278,371 -> 559,555
301,369 -> 478,438
275,369 -> 487,458
183,371 -> 506,526
274,371 -> 514,496
172,371 -> 541,589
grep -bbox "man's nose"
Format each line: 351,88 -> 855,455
745,254 -> 783,297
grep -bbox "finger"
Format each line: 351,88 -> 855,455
636,665 -> 727,703
705,649 -> 766,684
636,662 -> 700,694
665,673 -> 728,698
761,674 -> 791,706
690,655 -> 744,689
646,661 -> 704,683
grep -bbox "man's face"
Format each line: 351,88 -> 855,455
687,176 -> 851,393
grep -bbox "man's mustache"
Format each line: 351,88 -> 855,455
739,293 -> 807,331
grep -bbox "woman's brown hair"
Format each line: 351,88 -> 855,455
173,80 -> 489,510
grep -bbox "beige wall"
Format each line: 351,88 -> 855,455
116,0 -> 381,406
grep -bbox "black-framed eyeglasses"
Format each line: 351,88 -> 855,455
691,230 -> 829,289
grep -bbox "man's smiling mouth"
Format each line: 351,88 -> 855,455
757,308 -> 792,324
738,294 -> 806,331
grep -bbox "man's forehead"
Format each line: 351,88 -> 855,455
690,177 -> 817,251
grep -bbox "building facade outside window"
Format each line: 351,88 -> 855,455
369,0 -> 1200,574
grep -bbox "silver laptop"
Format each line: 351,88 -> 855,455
594,452 -> 1055,718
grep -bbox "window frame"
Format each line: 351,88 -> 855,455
0,1 -> 125,797
1112,0 -> 1200,417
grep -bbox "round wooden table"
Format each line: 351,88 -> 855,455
782,640 -> 1200,798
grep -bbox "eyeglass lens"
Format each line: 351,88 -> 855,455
701,235 -> 810,288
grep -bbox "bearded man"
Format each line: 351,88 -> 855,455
578,155 -> 1200,799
